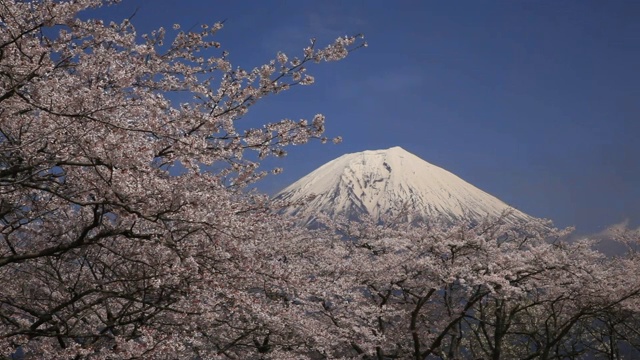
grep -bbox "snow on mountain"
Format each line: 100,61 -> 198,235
275,146 -> 534,225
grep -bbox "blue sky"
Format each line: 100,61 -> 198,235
92,1 -> 639,234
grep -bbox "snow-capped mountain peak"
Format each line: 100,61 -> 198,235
275,147 -> 534,225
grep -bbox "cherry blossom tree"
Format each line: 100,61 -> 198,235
0,0 -> 363,358
306,214 -> 640,359
3,1 -> 640,360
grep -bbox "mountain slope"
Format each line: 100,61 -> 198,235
275,146 -> 534,225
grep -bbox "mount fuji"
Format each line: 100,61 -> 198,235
275,146 -> 534,226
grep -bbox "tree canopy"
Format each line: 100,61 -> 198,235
1,1 -> 639,359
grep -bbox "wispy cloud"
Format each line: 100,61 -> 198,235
589,219 -> 640,239
306,11 -> 366,39
335,70 -> 425,100
574,219 -> 640,256
261,6 -> 366,55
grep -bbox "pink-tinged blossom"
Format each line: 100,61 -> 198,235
0,0 -> 363,358
302,213 -> 640,359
